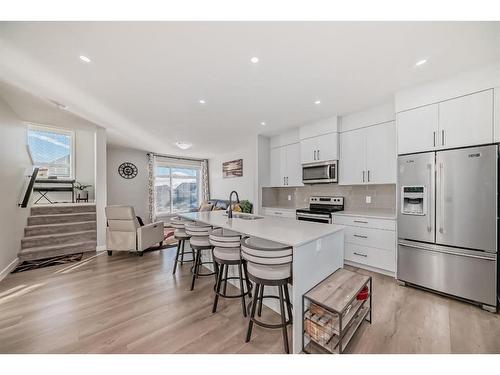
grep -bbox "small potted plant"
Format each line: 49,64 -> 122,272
74,182 -> 92,202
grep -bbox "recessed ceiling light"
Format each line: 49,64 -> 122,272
175,141 -> 192,150
260,121 -> 266,126
79,55 -> 91,63
198,99 -> 206,104
415,58 -> 428,67
314,100 -> 321,105
250,57 -> 259,64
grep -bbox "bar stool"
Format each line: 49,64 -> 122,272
241,236 -> 293,354
170,217 -> 194,275
210,228 -> 252,317
185,221 -> 216,291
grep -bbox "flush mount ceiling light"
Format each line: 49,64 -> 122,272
198,99 -> 206,104
79,55 -> 91,63
260,121 -> 266,126
415,58 -> 428,67
250,56 -> 259,64
175,141 -> 192,150
314,100 -> 321,105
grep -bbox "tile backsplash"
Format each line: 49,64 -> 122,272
262,184 -> 396,210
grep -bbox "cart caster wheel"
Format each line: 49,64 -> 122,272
138,251 -> 144,257
107,251 -> 112,256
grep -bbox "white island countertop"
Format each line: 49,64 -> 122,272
180,210 -> 344,247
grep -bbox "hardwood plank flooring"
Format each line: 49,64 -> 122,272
0,248 -> 499,353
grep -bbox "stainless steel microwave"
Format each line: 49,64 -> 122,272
302,160 -> 338,184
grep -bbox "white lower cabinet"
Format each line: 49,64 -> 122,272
333,214 -> 396,274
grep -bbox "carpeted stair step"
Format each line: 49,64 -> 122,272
25,221 -> 97,237
19,240 -> 97,261
27,212 -> 96,226
21,230 -> 96,250
30,204 -> 96,216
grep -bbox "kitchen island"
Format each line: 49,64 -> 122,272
180,210 -> 345,354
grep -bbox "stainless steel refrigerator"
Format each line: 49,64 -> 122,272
397,144 -> 498,311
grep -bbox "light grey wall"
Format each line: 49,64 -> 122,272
95,127 -> 107,247
0,97 -> 32,278
106,145 -> 150,223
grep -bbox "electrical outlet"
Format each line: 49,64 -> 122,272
366,196 -> 372,204
287,195 -> 292,201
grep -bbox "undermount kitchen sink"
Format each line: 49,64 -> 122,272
223,213 -> 264,220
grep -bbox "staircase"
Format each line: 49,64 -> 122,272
19,204 -> 97,261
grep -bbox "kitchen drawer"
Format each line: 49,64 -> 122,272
345,243 -> 395,272
344,226 -> 396,250
333,215 -> 396,231
262,208 -> 296,219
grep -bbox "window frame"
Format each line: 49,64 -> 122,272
154,161 -> 202,217
26,123 -> 75,179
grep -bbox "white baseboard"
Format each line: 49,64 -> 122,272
0,257 -> 20,282
96,245 -> 107,251
344,260 -> 395,278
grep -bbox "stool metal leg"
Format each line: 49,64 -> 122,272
180,239 -> 185,264
278,285 -> 290,354
223,265 -> 229,295
246,283 -> 260,343
283,284 -> 293,322
172,239 -> 182,275
237,263 -> 247,317
242,261 -> 252,298
257,285 -> 264,317
190,249 -> 201,291
212,263 -> 224,313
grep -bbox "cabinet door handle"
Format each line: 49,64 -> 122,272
313,150 -> 316,160
354,220 -> 368,224
441,130 -> 445,146
353,234 -> 368,239
433,131 -> 436,147
317,150 -> 320,160
354,252 -> 368,258
367,170 -> 370,182
362,171 -> 365,182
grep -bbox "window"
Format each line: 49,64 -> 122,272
154,163 -> 201,216
27,125 -> 74,178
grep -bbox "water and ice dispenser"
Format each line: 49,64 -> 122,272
401,186 -> 426,215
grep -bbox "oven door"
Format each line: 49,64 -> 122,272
296,212 -> 332,224
302,161 -> 337,184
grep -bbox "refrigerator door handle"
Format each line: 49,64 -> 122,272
399,242 -> 496,261
439,162 -> 445,234
427,163 -> 432,232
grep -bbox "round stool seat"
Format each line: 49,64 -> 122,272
210,228 -> 241,248
170,217 -> 190,229
213,247 -> 241,262
189,236 -> 211,248
247,262 -> 291,281
185,221 -> 211,236
174,229 -> 190,239
242,237 -> 290,251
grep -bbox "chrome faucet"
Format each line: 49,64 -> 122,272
228,190 -> 240,219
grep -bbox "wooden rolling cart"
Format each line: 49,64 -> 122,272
302,268 -> 372,354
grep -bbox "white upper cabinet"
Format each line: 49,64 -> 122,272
397,90 -> 494,154
495,87 -> 500,143
438,89 -> 493,149
397,104 -> 438,155
365,121 -> 397,184
269,143 -> 303,187
339,128 -> 365,184
339,121 -> 396,185
300,132 -> 339,164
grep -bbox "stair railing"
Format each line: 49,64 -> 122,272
19,167 -> 39,208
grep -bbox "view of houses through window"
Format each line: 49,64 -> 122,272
155,164 -> 201,216
27,125 -> 73,178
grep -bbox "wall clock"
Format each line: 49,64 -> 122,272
118,162 -> 138,179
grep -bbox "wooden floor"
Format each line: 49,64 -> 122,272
0,247 -> 499,354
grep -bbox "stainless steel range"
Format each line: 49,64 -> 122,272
296,196 -> 344,224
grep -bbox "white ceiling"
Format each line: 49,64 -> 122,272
1,21 -> 500,157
